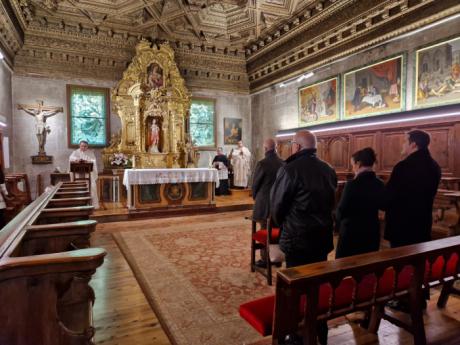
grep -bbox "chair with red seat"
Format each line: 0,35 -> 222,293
250,217 -> 282,285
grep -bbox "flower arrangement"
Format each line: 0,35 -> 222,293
110,153 -> 131,167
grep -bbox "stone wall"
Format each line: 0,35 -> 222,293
189,89 -> 251,168
0,61 -> 12,171
10,78 -> 250,198
250,16 -> 460,162
11,76 -> 119,198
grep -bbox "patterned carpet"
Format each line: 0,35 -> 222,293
112,211 -> 274,345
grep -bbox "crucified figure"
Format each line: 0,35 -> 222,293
17,101 -> 63,155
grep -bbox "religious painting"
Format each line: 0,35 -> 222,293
146,63 -> 164,90
224,118 -> 242,145
298,77 -> 339,126
414,36 -> 460,109
343,55 -> 405,119
67,85 -> 110,147
189,98 -> 216,149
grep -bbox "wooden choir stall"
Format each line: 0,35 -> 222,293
0,181 -> 105,345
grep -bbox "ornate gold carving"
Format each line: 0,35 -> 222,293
103,40 -> 191,169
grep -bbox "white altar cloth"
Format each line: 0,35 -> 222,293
123,168 -> 220,187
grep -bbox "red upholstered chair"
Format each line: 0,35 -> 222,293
250,217 -> 282,285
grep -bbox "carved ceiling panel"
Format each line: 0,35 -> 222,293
1,0 -> 460,94
11,0 -> 313,48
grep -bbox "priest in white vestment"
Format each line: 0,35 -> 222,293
230,140 -> 251,188
69,140 -> 99,209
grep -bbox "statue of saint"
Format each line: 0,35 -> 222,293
148,119 -> 160,153
17,101 -> 63,155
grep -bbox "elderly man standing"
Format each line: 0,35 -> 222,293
252,138 -> 284,267
270,130 -> 337,345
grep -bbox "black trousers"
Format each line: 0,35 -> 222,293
285,251 -> 329,345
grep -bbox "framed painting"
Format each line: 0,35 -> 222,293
189,98 -> 216,149
414,35 -> 460,109
343,54 -> 405,120
224,118 -> 242,145
146,62 -> 164,90
298,76 -> 339,126
67,85 -> 110,148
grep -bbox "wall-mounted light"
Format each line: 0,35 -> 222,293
276,111 -> 460,137
0,115 -> 7,127
0,51 -> 4,60
297,72 -> 314,83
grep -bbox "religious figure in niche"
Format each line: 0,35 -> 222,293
148,119 -> 160,153
147,63 -> 164,90
17,100 -> 63,155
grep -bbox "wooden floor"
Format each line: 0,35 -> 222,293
91,214 -> 460,345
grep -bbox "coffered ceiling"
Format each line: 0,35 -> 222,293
1,0 -> 460,93
11,0 -> 314,48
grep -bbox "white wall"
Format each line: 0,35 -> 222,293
0,61 -> 13,170
11,76 -> 120,197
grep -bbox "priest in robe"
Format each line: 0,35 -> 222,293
229,140 -> 251,188
69,140 -> 99,209
212,147 -> 230,195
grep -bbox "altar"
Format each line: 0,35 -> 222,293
123,168 -> 219,210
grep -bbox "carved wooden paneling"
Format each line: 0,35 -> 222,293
380,132 -> 405,172
316,139 -> 327,162
352,133 -> 377,152
428,127 -> 453,173
276,119 -> 460,178
328,136 -> 350,172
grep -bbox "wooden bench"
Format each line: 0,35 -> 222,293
433,190 -> 460,238
240,237 -> 460,345
0,182 -> 105,345
48,197 -> 92,208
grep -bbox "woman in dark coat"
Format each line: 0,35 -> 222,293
335,147 -> 384,259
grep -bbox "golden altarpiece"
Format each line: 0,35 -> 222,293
102,40 -> 192,169
101,40 -> 218,211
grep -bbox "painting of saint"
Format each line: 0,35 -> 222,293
298,77 -> 338,126
343,55 -> 404,119
224,118 -> 242,145
147,63 -> 163,90
415,36 -> 460,109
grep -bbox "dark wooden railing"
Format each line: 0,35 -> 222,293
0,182 -> 105,345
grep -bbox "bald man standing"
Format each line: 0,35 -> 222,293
270,130 -> 336,345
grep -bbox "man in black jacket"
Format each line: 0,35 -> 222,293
252,138 -> 284,226
270,130 -> 337,345
252,138 -> 284,267
384,129 -> 441,248
271,130 -> 337,266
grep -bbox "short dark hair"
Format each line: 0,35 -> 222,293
79,140 -> 89,145
351,147 -> 377,167
407,130 -> 430,150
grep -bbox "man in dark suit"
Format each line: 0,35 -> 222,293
270,130 -> 337,345
384,129 -> 441,248
252,138 -> 284,267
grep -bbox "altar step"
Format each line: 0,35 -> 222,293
91,194 -> 254,223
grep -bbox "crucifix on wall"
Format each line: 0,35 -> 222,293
17,100 -> 63,164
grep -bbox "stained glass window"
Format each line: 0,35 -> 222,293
67,85 -> 110,147
189,98 -> 216,148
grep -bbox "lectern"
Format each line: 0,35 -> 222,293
70,161 -> 93,191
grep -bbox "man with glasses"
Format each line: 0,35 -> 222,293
270,130 -> 337,345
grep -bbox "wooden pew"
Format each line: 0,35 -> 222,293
0,182 -> 105,345
433,190 -> 460,238
48,197 -> 92,208
54,190 -> 91,199
37,206 -> 94,224
240,237 -> 460,345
